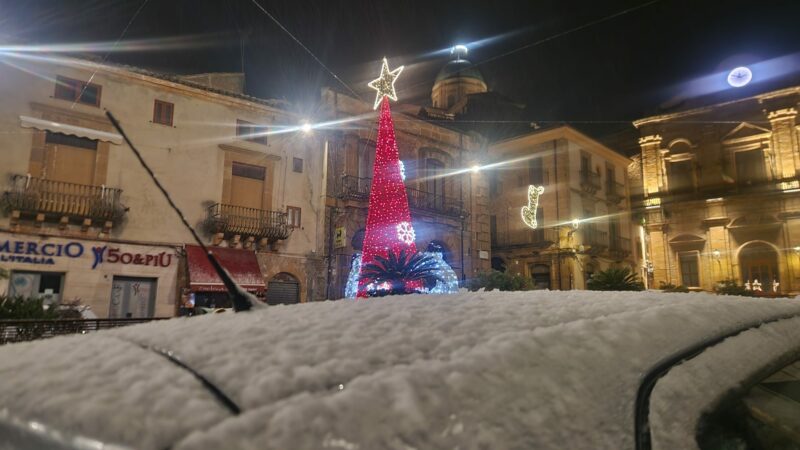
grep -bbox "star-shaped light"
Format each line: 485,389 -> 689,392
367,57 -> 404,110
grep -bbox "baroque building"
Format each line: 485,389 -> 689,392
0,54 -> 326,317
632,85 -> 800,293
488,126 -> 636,289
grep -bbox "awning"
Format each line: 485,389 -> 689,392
185,245 -> 266,293
19,115 -> 123,144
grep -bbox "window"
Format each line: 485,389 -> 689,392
490,215 -> 498,246
8,271 -> 64,304
735,149 -> 767,186
236,119 -> 268,145
110,276 -> 156,318
679,252 -> 700,287
293,157 -> 303,173
153,100 -> 174,126
580,155 -> 590,176
53,76 -> 101,106
287,206 -> 301,228
45,131 -> 98,150
230,162 -> 266,209
698,358 -> 800,450
669,160 -> 694,192
529,157 -> 544,186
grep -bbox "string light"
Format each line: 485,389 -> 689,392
356,98 -> 417,297
367,57 -> 404,110
521,185 -> 545,229
399,161 -> 406,180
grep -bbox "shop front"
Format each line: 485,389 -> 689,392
0,231 -> 179,318
183,245 -> 266,313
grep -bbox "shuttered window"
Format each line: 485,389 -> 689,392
153,100 -> 174,126
53,76 -> 102,106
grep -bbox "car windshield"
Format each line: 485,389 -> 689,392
698,358 -> 800,449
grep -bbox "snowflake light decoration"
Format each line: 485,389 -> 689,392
399,161 -> 406,181
396,221 -> 416,244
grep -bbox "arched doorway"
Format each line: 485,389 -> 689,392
266,272 -> 300,305
531,264 -> 551,290
739,242 -> 779,286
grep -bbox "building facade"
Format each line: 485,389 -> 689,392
320,87 -> 492,298
488,126 -> 636,289
632,85 -> 800,293
0,54 -> 326,317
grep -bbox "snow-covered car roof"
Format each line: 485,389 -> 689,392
2,291 -> 800,450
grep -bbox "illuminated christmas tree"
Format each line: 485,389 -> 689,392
347,58 -> 459,298
357,58 -> 417,297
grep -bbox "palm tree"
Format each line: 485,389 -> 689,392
360,249 -> 443,296
586,267 -> 645,291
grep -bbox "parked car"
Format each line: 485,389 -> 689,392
1,290 -> 799,450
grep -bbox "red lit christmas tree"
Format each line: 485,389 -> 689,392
357,59 -> 418,297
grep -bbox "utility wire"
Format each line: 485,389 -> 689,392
71,0 -> 151,109
106,111 -> 259,312
248,0 -> 363,101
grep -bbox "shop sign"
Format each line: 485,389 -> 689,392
91,246 -> 173,270
0,240 -> 84,265
334,227 -> 347,249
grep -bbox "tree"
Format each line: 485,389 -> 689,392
586,267 -> 645,291
360,249 -> 443,296
470,270 -> 534,292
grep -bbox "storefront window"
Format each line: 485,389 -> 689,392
9,271 -> 64,304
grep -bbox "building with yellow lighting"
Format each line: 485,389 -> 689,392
631,85 -> 800,293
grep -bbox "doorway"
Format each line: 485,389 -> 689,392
739,242 -> 779,286
531,264 -> 551,290
266,272 -> 300,305
110,276 -> 157,318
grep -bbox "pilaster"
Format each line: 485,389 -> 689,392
766,108 -> 798,179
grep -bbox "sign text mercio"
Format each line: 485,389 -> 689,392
91,246 -> 172,269
0,240 -> 84,265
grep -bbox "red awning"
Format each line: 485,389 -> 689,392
185,245 -> 266,293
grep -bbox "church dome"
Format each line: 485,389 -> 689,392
435,58 -> 485,84
431,45 -> 488,111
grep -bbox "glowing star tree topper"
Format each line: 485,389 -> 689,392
521,185 -> 545,229
367,57 -> 404,109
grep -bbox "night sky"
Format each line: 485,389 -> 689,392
3,0 -> 800,153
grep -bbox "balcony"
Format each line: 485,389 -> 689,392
338,175 -> 466,218
204,203 -> 291,242
606,181 -> 625,203
493,227 -> 559,250
582,225 -> 608,252
609,236 -> 631,259
580,170 -> 601,194
2,174 -> 126,228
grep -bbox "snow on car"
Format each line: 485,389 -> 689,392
1,290 -> 799,450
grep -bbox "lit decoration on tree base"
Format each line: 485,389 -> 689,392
352,56 -> 460,298
345,251 -> 459,298
521,185 -> 544,229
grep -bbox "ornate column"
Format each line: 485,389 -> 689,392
766,108 -> 798,179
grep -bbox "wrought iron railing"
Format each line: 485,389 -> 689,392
338,175 -> 466,217
0,318 -> 167,345
606,180 -> 625,203
494,227 -> 559,248
609,236 -> 631,257
2,174 -> 126,223
580,169 -> 601,193
582,225 -> 608,249
204,203 -> 291,241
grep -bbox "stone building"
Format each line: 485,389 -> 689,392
632,85 -> 800,293
488,126 -> 636,289
0,54 -> 326,317
320,86 -> 491,298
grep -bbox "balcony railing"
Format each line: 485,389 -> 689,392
493,227 -> 559,249
582,225 -> 608,249
338,175 -> 466,217
580,170 -> 601,194
2,174 -> 126,224
204,203 -> 291,241
609,236 -> 631,258
606,181 -> 625,203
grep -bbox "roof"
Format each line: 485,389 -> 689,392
435,58 -> 485,84
1,291 -> 799,449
